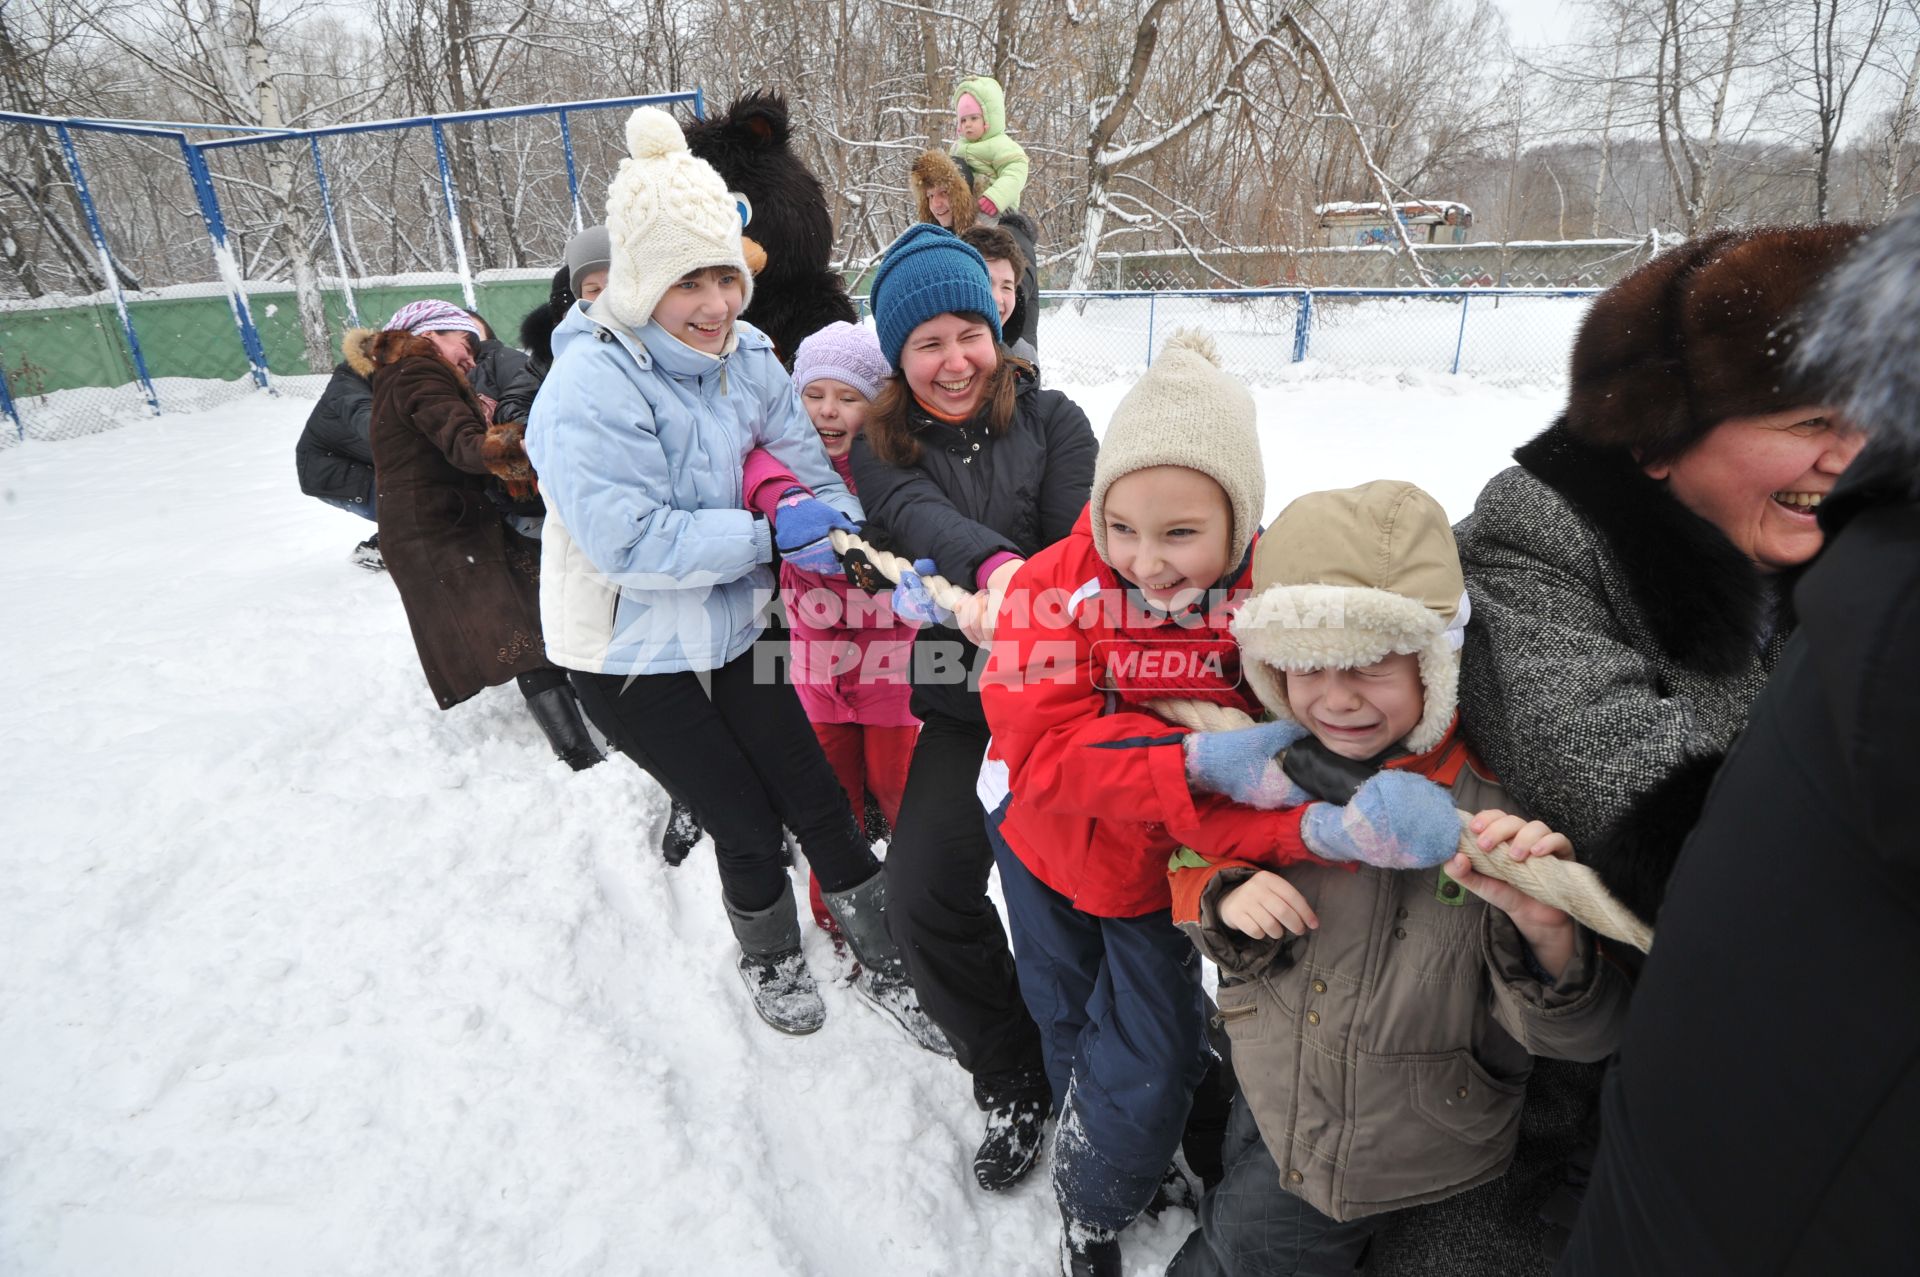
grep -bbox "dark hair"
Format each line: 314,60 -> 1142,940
960,225 -> 1027,281
865,341 -> 1034,466
459,307 -> 494,341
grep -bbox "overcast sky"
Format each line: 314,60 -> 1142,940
1492,0 -> 1575,51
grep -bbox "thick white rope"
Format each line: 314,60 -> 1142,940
823,529 -> 1653,953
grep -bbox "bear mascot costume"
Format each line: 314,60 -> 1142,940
686,91 -> 858,367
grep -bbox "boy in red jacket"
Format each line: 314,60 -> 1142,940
980,333 -> 1355,1275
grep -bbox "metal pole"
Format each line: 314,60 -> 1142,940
310,136 -> 360,328
1451,295 -> 1470,376
558,109 -> 583,235
180,139 -> 270,389
430,120 -> 477,309
1291,291 -> 1313,363
0,359 -> 21,441
1146,292 -> 1156,366
694,87 -> 706,120
56,123 -> 160,415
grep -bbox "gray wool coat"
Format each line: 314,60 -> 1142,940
1367,419 -> 1793,1276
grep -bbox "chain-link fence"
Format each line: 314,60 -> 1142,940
853,288 -> 1596,388
0,93 -> 699,449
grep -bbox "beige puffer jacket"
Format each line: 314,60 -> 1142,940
1188,760 -> 1628,1223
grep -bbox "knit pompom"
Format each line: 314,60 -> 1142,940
1158,328 -> 1221,366
625,107 -> 686,160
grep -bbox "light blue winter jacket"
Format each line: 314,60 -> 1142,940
526,302 -> 861,675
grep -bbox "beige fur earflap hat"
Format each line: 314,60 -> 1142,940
600,107 -> 754,331
1089,330 -> 1264,572
1232,481 -> 1468,755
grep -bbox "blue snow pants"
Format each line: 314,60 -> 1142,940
989,807 -> 1214,1232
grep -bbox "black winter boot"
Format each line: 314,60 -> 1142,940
974,1090 -> 1049,1191
524,685 -> 604,771
1142,1162 -> 1197,1219
660,798 -> 703,866
349,533 -> 385,572
724,879 -> 825,1036
1059,1209 -> 1121,1277
821,869 -> 954,1057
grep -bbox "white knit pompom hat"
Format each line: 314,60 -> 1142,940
1089,329 -> 1264,572
600,106 -> 754,331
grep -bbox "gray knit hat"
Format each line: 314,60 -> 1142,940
564,224 -> 611,297
1089,330 -> 1264,571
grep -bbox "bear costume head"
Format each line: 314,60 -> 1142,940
684,91 -> 857,368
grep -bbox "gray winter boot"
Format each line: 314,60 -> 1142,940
821,869 -> 955,1057
725,879 -> 826,1036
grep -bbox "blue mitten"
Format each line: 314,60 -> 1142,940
1301,769 -> 1461,870
891,558 -> 954,626
774,494 -> 857,576
1183,719 -> 1314,808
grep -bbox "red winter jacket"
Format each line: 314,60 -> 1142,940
981,509 -> 1321,917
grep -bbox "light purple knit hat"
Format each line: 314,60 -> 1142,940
791,321 -> 890,401
384,299 -> 483,339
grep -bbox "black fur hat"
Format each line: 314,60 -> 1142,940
1568,224 -> 1868,464
517,265 -> 574,370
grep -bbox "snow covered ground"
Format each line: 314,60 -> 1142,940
0,371 -> 1561,1276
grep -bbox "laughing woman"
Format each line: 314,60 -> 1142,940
848,224 -> 1097,1194
1370,223 -> 1868,1276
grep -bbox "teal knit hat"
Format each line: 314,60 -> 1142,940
869,223 -> 1003,369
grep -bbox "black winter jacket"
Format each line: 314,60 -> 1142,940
1560,433 -> 1920,1276
996,209 -> 1041,354
850,372 -> 1096,723
467,338 -> 534,418
294,362 -> 375,506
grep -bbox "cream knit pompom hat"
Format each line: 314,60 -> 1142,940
600,106 -> 754,331
1088,329 -> 1264,572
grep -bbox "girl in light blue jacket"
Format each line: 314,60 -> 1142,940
526,107 -> 944,1051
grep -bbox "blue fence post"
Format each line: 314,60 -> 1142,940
694,87 -> 706,119
180,139 -> 270,389
430,120 -> 477,309
1291,290 -> 1313,363
558,109 -> 583,234
1451,294 -> 1470,376
1146,292 -> 1156,366
310,136 -> 359,329
56,123 -> 160,416
0,359 -> 21,441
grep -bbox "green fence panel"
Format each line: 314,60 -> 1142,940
0,277 -> 557,395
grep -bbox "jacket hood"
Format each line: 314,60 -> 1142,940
910,149 -> 977,233
549,297 -> 774,376
953,75 -> 1008,138
342,326 -> 454,378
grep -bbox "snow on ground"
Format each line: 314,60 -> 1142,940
0,372 -> 1560,1276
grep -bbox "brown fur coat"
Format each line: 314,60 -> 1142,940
347,325 -> 551,708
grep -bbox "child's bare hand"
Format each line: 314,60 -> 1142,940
1218,872 -> 1318,940
1443,851 -> 1577,981
1469,808 -> 1572,861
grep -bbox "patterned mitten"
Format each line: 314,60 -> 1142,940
773,493 -> 856,576
1182,719 -> 1314,808
890,558 -> 954,626
1301,770 -> 1461,870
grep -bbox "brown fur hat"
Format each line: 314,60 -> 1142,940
1567,223 -> 1868,463
910,149 -> 977,234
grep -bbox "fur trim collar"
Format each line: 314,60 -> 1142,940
343,326 -> 467,381
911,149 -> 977,234
1515,421 -> 1772,675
